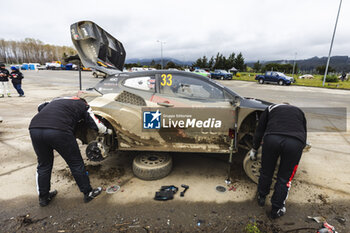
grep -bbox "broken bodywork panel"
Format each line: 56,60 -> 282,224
71,21 -> 126,75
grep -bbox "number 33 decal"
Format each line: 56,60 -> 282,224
160,74 -> 172,86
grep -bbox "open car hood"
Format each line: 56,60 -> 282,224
70,21 -> 126,75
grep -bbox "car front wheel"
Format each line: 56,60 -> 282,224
93,72 -> 98,78
243,149 -> 278,185
258,78 -> 264,84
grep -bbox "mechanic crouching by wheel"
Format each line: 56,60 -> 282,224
29,96 -> 112,207
249,103 -> 307,219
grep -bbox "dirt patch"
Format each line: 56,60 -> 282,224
56,164 -> 124,183
318,194 -> 330,205
1,214 -> 48,231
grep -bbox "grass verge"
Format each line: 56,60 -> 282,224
232,72 -> 350,90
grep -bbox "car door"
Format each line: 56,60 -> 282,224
271,72 -> 279,83
93,74 -> 165,151
265,71 -> 272,82
148,72 -> 236,153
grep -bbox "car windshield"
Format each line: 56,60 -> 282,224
217,70 -> 228,73
195,69 -> 206,73
276,72 -> 286,77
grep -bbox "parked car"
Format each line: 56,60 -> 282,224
210,70 -> 233,80
46,61 -> 63,70
255,71 -> 294,85
192,69 -> 211,78
92,70 -> 107,78
71,21 -> 309,183
298,74 -> 314,79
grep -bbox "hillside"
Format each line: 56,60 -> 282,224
126,56 -> 350,72
247,56 -> 350,72
126,57 -> 193,66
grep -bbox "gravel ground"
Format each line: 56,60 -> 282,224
0,70 -> 349,232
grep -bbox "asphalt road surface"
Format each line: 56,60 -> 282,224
0,70 -> 349,232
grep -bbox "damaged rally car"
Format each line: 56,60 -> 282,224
71,21 -> 309,183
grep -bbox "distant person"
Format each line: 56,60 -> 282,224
340,72 -> 346,82
0,63 -> 11,98
29,96 -> 112,206
10,66 -> 25,97
249,103 -> 307,219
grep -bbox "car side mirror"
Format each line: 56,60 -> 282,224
230,96 -> 241,107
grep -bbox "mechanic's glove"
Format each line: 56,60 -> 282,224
249,149 -> 258,161
105,129 -> 113,135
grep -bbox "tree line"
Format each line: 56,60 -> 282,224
192,52 -> 246,71
0,38 -> 76,64
253,61 -> 337,74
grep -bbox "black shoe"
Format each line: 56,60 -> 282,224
270,207 -> 286,219
257,193 -> 266,207
84,187 -> 102,203
39,190 -> 58,207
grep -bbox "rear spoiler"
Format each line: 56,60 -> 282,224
70,21 -> 126,75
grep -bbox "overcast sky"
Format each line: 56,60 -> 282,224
2,0 -> 349,62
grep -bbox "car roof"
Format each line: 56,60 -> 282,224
101,70 -> 240,96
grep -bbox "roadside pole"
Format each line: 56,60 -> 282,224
322,0 -> 342,87
292,52 -> 297,79
79,60 -> 82,90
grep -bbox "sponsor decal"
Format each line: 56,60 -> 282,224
143,110 -> 161,129
163,118 -> 221,128
143,109 -> 222,130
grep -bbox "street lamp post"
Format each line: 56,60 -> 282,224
292,52 -> 297,79
157,40 -> 165,69
322,0 -> 342,87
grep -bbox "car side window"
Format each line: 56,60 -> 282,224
159,74 -> 225,100
122,76 -> 155,92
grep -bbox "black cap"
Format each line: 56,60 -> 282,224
0,63 -> 5,67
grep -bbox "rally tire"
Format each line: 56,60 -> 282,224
258,78 -> 264,84
243,153 -> 261,184
243,149 -> 278,185
133,153 -> 172,180
278,80 -> 284,85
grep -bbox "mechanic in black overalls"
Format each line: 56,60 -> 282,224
10,66 -> 25,97
249,104 -> 307,219
29,96 -> 112,206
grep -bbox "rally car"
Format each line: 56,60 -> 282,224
70,21 -> 292,183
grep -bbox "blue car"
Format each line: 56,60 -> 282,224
255,71 -> 294,85
210,70 -> 233,80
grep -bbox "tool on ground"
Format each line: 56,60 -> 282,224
154,185 -> 178,201
180,184 -> 189,197
308,216 -> 326,223
317,221 -> 337,233
216,185 -> 227,193
106,185 -> 120,194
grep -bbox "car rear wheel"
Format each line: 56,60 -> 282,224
258,78 -> 264,84
133,153 -> 172,180
278,80 -> 284,85
93,72 -> 98,78
220,76 -> 224,80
